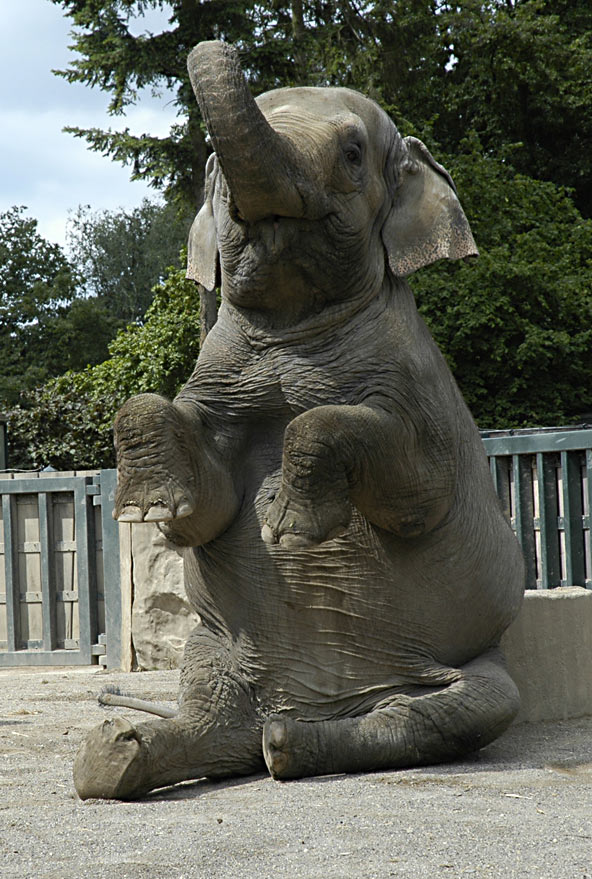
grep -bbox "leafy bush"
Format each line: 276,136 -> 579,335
412,140 -> 592,428
7,265 -> 201,470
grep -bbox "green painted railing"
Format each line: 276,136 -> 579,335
2,429 -> 590,670
0,469 -> 121,667
482,428 -> 592,590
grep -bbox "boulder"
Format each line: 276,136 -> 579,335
130,524 -> 199,670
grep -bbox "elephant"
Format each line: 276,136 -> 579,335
73,40 -> 525,801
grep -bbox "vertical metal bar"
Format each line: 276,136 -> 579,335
38,492 -> 57,651
536,453 -> 561,589
2,494 -> 19,651
490,456 -> 511,522
586,449 -> 592,589
489,456 -> 500,494
97,470 -> 122,669
75,479 -> 97,663
561,450 -> 586,586
513,454 -> 536,589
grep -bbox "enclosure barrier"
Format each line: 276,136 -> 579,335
0,469 -> 122,668
482,428 -> 592,591
1,428 -> 591,667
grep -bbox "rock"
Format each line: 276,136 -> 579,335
130,523 -> 199,669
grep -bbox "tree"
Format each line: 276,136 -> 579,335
52,0 -> 279,211
52,1 -> 592,216
7,262 -> 201,470
67,198 -> 191,323
0,206 -> 78,406
50,1 -> 412,208
413,138 -> 592,427
434,0 -> 592,217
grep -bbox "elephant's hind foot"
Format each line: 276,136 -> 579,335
263,650 -> 520,781
263,715 -> 310,779
114,393 -> 197,524
73,716 -> 148,800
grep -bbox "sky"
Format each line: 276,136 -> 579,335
0,0 -> 178,249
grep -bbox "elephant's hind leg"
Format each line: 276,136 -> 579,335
74,629 -> 264,800
263,649 -> 519,780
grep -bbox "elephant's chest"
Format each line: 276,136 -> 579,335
266,332 -> 387,414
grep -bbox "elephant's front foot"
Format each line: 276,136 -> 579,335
73,717 -> 149,800
114,394 -> 198,524
261,485 -> 351,548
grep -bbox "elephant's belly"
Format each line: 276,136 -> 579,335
184,479 -> 515,719
187,531 -> 412,717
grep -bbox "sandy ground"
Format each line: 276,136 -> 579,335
1,665 -> 591,879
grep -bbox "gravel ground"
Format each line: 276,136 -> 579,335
1,666 -> 591,879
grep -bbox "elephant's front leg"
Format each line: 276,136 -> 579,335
262,402 -> 455,547
74,629 -> 264,800
113,393 -> 240,546
263,649 -> 519,780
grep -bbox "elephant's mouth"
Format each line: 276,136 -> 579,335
227,192 -> 246,224
225,185 -> 311,257
251,215 -> 291,254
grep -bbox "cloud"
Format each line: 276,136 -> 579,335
0,0 -> 178,247
1,101 -> 179,247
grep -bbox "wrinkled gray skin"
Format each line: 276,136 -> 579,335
73,41 -> 525,801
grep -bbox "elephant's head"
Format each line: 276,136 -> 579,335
187,41 -> 477,324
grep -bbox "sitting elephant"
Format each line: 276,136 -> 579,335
73,40 -> 524,800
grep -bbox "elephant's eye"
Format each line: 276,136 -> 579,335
344,143 -> 363,165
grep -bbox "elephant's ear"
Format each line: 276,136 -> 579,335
382,136 -> 478,277
186,153 -> 220,291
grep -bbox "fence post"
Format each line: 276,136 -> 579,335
0,415 -> 7,470
483,428 -> 592,591
536,453 -> 561,589
97,469 -> 130,670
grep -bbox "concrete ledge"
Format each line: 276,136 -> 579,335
502,586 -> 592,723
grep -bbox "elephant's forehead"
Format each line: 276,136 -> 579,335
257,86 -> 384,128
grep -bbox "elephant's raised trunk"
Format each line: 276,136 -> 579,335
188,41 -> 323,223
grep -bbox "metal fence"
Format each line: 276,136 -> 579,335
1,428 -> 591,667
482,428 -> 592,591
0,469 -> 122,667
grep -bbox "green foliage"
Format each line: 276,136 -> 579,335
67,198 -> 192,322
412,140 -> 592,427
7,263 -> 201,470
20,0 -> 589,455
434,0 -> 592,218
52,0 -> 283,209
52,1 -> 592,216
0,199 -> 191,413
0,206 -> 79,406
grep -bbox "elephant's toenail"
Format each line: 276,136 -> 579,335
176,501 -> 193,518
117,505 -> 143,522
261,523 -> 278,545
268,720 -> 287,749
144,504 -> 173,521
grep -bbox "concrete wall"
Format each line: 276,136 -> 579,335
502,586 -> 592,723
126,530 -> 592,720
